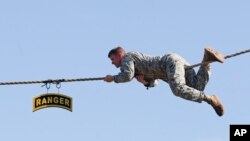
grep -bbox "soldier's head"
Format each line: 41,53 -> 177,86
108,46 -> 126,68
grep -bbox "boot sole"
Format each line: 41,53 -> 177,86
205,48 -> 225,63
211,95 -> 224,116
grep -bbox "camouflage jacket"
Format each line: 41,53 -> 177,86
113,52 -> 171,88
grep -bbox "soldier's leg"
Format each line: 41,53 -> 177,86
186,48 -> 224,91
166,54 -> 205,103
166,54 -> 224,116
185,64 -> 210,91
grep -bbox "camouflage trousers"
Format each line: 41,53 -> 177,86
164,53 -> 209,103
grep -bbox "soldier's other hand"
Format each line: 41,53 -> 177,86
135,75 -> 148,85
104,75 -> 114,82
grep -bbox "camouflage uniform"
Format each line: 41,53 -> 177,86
113,52 -> 210,103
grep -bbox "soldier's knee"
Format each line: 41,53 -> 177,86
171,84 -> 185,97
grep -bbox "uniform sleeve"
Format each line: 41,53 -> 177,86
113,57 -> 135,83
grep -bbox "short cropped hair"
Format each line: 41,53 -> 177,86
108,46 -> 125,57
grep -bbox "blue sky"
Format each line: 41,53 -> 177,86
0,0 -> 249,140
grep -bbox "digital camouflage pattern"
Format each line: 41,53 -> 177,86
113,52 -> 210,103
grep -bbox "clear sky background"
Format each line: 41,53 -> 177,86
0,0 -> 249,141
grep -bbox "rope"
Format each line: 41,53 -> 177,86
0,77 -> 105,86
185,48 -> 250,70
0,49 -> 249,86
224,49 -> 250,59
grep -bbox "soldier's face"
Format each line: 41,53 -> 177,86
109,54 -> 121,68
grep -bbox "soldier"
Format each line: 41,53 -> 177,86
104,47 -> 224,117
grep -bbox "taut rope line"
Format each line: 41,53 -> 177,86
185,49 -> 250,69
0,77 -> 105,86
0,49 -> 249,86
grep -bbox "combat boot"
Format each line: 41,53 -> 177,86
203,48 -> 225,63
205,95 -> 224,117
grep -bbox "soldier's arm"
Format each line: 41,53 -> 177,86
113,58 -> 135,83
